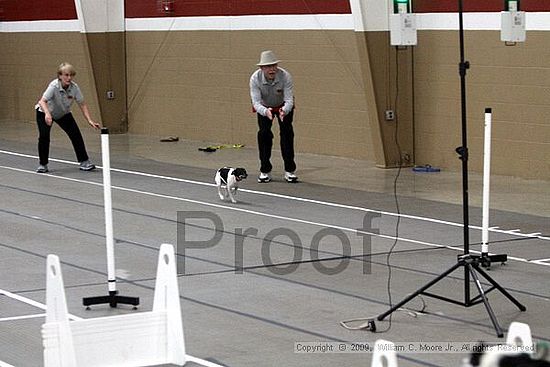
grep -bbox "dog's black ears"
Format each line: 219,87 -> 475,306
233,168 -> 248,178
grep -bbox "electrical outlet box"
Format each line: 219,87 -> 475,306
385,110 -> 395,121
106,90 -> 115,100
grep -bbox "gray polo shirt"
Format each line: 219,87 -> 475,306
35,79 -> 84,120
250,67 -> 294,117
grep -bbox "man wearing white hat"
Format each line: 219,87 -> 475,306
250,50 -> 298,183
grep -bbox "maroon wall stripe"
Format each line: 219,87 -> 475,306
1,0 -> 547,22
1,0 -> 77,21
125,0 -> 351,18
414,0 -> 549,13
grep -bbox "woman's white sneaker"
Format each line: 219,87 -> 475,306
36,164 -> 49,173
79,160 -> 96,171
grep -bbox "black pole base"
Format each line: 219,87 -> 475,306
477,253 -> 508,269
83,291 -> 140,310
376,255 -> 525,338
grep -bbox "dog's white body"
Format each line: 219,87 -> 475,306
215,167 -> 247,203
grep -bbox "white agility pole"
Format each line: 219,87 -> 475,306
481,108 -> 492,257
82,128 -> 139,309
102,128 -> 117,293
480,108 -> 507,267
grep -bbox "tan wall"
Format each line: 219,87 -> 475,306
125,30 -> 376,161
362,32 -> 415,168
414,30 -> 550,180
0,32 -> 101,128
1,28 -> 549,180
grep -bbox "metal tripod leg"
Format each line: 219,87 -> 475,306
377,262 -> 462,321
473,264 -> 526,311
467,264 -> 503,337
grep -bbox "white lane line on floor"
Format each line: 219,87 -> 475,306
0,289 -> 82,321
1,149 -> 548,242
0,361 -> 15,367
0,313 -> 46,322
1,165 -> 548,268
186,356 -> 227,367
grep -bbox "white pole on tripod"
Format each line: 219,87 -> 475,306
101,128 -> 117,293
481,108 -> 492,257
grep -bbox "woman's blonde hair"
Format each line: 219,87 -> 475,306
57,62 -> 76,76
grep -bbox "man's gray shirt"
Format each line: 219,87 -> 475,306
250,67 -> 294,117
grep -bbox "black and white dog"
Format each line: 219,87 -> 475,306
215,167 -> 248,203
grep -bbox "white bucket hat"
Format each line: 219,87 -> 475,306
256,50 -> 280,66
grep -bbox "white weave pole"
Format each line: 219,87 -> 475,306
481,108 -> 492,257
82,128 -> 139,308
101,128 -> 117,292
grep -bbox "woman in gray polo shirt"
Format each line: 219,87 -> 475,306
35,62 -> 101,173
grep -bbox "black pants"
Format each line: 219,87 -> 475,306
257,108 -> 296,174
36,110 -> 89,165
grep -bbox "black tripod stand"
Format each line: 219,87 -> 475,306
377,0 -> 525,338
